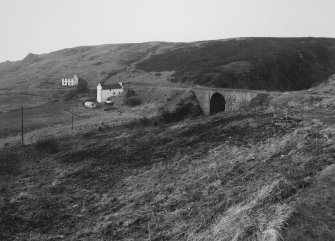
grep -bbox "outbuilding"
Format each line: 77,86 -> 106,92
84,101 -> 96,108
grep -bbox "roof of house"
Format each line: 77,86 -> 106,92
62,74 -> 77,79
101,83 -> 123,90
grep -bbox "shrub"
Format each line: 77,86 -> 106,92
158,93 -> 202,123
159,103 -> 196,124
35,137 -> 59,153
64,89 -> 78,101
123,118 -> 149,128
125,89 -> 136,98
0,153 -> 20,175
125,96 -> 142,107
77,78 -> 89,93
123,117 -> 163,129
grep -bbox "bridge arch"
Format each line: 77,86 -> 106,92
210,92 -> 226,114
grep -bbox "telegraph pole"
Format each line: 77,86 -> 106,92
21,107 -> 24,147
71,107 -> 74,130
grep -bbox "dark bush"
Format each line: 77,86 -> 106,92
35,137 -> 59,153
159,103 -> 196,124
64,89 -> 78,101
77,78 -> 89,93
125,96 -> 142,106
159,93 -> 202,123
125,89 -> 136,98
0,153 -> 20,175
123,117 -> 162,129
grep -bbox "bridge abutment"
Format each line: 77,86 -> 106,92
193,88 -> 260,115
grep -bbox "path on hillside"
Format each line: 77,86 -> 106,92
129,83 -> 335,99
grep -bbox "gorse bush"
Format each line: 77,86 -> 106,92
35,137 -> 59,153
125,96 -> 142,106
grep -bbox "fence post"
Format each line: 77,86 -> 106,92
21,107 -> 24,147
71,107 -> 74,130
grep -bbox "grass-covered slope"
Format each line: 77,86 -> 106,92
2,38 -> 335,93
136,37 -> 335,91
0,42 -> 172,90
2,108 -> 335,240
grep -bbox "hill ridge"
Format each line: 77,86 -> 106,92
1,37 -> 335,93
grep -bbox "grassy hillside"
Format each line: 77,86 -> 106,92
1,38 -> 335,94
136,37 -> 335,91
307,74 -> 335,95
0,42 -> 174,91
2,105 -> 335,240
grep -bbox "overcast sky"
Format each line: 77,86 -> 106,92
1,0 -> 335,62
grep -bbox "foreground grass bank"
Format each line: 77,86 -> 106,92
1,109 -> 335,240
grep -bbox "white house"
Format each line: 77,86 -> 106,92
97,82 -> 123,103
62,74 -> 79,86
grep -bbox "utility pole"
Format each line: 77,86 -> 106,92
21,107 -> 24,147
71,107 -> 74,130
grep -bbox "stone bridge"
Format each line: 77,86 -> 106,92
127,83 -> 275,115
192,87 -> 267,115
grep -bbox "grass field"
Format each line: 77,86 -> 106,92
0,102 -> 72,129
0,87 -> 193,147
0,92 -> 46,111
0,102 -> 75,139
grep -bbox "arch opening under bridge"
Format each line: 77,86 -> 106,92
210,92 -> 226,114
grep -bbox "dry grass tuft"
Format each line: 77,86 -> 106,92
191,179 -> 293,241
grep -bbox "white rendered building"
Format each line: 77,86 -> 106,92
62,74 -> 79,86
97,82 -> 123,103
